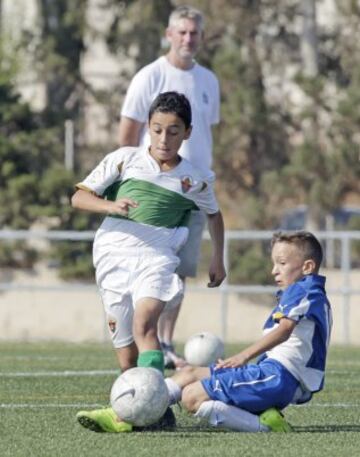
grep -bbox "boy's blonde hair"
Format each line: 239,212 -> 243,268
271,231 -> 323,271
168,5 -> 204,31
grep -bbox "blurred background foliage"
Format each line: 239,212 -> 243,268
0,0 -> 359,282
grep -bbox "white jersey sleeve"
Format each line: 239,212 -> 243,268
182,167 -> 219,215
76,147 -> 135,196
194,183 -> 219,215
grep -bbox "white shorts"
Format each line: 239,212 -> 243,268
177,210 -> 207,278
97,252 -> 184,348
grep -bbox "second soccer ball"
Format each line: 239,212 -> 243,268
184,331 -> 224,366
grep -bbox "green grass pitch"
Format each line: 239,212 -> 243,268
1,342 -> 359,457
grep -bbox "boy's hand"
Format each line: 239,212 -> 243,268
107,198 -> 138,216
214,318 -> 297,370
207,258 -> 226,288
215,352 -> 248,369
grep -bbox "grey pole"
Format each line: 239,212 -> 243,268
64,120 -> 74,171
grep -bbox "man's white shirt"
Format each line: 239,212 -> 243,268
121,56 -> 220,172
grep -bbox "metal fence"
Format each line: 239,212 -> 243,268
0,229 -> 359,343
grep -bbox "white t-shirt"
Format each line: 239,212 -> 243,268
121,56 -> 220,172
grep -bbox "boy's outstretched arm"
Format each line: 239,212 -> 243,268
216,317 -> 296,369
71,189 -> 138,216
206,211 -> 226,288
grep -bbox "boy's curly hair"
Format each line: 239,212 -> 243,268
148,91 -> 192,129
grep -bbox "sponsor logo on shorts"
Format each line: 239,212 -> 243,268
180,176 -> 193,193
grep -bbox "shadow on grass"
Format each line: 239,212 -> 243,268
132,424 -> 360,435
294,425 -> 360,433
132,425 -> 231,436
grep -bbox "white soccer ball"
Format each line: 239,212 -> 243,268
110,367 -> 169,427
184,332 -> 224,366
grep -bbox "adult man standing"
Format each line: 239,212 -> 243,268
118,5 -> 221,368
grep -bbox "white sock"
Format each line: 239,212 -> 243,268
165,377 -> 182,405
195,400 -> 269,433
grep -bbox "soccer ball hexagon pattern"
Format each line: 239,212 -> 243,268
110,367 -> 169,427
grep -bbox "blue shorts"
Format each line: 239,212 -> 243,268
201,358 -> 300,414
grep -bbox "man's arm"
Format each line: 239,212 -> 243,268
206,210 -> 226,288
118,116 -> 144,147
216,317 -> 297,369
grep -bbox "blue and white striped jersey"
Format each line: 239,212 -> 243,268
263,274 -> 333,393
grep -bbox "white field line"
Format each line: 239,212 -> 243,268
295,403 -> 359,408
0,402 -> 357,409
326,370 -> 359,375
0,369 -> 118,377
0,371 -> 358,410
328,360 -> 360,366
2,356 -> 66,360
0,369 -> 357,378
0,403 -> 104,409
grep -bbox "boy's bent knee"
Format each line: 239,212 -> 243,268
182,382 -> 209,413
172,365 -> 210,389
179,365 -> 198,379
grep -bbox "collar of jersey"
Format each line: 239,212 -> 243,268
276,274 -> 326,301
144,146 -> 184,173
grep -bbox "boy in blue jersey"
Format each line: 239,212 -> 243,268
165,231 -> 333,432
72,92 -> 226,432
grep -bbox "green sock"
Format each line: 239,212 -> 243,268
137,350 -> 164,373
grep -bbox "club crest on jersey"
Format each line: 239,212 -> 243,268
272,311 -> 285,322
180,176 -> 193,193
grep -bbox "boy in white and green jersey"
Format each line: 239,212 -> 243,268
72,91 -> 226,432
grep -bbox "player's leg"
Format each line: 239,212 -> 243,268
104,295 -> 138,371
76,295 -> 137,433
134,251 -> 184,372
181,376 -> 266,432
157,298 -> 181,343
133,296 -> 166,372
182,361 -> 295,432
195,401 -> 271,432
165,365 -> 210,404
131,296 -> 179,430
114,342 -> 138,372
93,252 -> 137,373
172,365 -> 211,387
158,210 -> 206,368
182,379 -> 211,412
158,294 -> 187,369
180,377 -> 267,432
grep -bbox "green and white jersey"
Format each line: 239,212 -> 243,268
77,145 -> 219,253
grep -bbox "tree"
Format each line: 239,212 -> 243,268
0,11 -> 97,275
260,1 -> 359,230
36,0 -> 88,124
105,0 -> 172,70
